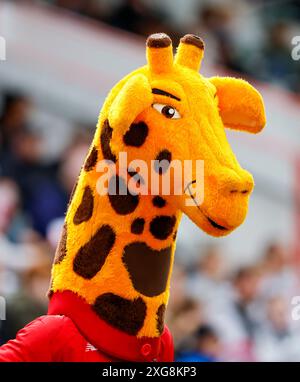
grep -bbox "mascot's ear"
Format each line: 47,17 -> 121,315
209,76 -> 266,134
108,73 -> 153,133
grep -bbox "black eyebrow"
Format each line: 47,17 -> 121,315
152,88 -> 181,101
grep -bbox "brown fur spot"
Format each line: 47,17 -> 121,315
54,223 -> 67,264
108,175 -> 139,215
147,33 -> 172,48
122,242 -> 172,297
152,196 -> 166,208
154,150 -> 172,175
181,34 -> 204,50
131,218 -> 145,235
150,215 -> 176,240
73,186 -> 94,225
156,304 -> 166,335
123,122 -> 148,147
128,168 -> 145,186
84,146 -> 98,171
73,225 -> 116,279
101,120 -> 116,162
93,293 -> 146,336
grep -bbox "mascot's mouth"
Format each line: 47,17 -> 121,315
185,181 -> 229,231
206,216 -> 228,231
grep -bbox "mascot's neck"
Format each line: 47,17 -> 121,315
51,162 -> 181,337
87,189 -> 181,338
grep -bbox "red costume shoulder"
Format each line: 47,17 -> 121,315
0,315 -> 86,362
0,310 -> 174,362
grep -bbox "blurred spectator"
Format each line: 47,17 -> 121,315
260,242 -> 299,301
168,263 -> 189,313
0,178 -> 21,237
167,265 -> 202,351
0,92 -> 90,236
58,132 -> 91,195
206,266 -> 262,361
254,296 -> 300,361
0,178 -> 46,297
1,127 -> 66,236
187,245 -> 231,314
0,254 -> 51,344
0,92 -> 31,155
167,297 -> 203,352
231,267 -> 262,338
106,0 -> 169,37
46,217 -> 65,251
194,3 -> 238,69
177,325 -> 221,362
259,21 -> 300,91
37,0 -> 300,95
173,242 -> 300,361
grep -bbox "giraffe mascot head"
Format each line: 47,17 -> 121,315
48,34 -> 266,360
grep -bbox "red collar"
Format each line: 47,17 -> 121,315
48,291 -> 166,362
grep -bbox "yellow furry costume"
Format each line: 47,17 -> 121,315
0,33 -> 266,362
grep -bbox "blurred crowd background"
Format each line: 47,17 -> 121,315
0,0 -> 300,362
35,0 -> 300,92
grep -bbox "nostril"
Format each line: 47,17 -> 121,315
221,170 -> 254,196
230,188 -> 250,195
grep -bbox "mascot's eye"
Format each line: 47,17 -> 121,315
152,103 -> 181,119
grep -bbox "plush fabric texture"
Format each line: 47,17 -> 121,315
0,33 -> 265,360
46,32 -> 266,346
